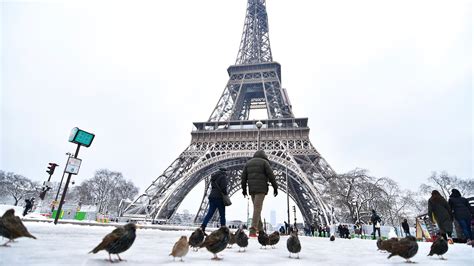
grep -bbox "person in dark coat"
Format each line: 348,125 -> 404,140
241,150 -> 278,237
201,168 -> 228,231
401,219 -> 411,236
428,190 -> 453,242
23,198 -> 34,217
371,209 -> 382,238
448,189 -> 472,245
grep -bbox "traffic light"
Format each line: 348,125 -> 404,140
46,163 -> 58,175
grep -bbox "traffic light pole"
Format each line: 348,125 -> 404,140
51,153 -> 72,213
54,144 -> 81,225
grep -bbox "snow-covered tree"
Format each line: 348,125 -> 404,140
0,170 -> 38,206
324,168 -> 387,224
419,171 -> 474,199
74,169 -> 139,215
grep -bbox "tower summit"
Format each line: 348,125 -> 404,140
121,0 -> 337,225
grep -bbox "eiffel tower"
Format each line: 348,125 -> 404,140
120,0 -> 337,225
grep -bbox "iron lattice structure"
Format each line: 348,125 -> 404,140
120,0 -> 337,225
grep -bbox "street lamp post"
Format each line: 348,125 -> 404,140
246,196 -> 250,229
286,165 -> 290,234
293,205 -> 297,231
256,121 -> 263,150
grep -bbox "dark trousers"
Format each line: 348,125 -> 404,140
373,225 -> 381,238
457,218 -> 473,240
23,207 -> 31,216
201,198 -> 226,229
404,229 -> 411,236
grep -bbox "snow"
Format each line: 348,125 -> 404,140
1,222 -> 472,266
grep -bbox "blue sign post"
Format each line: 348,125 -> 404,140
54,127 -> 95,225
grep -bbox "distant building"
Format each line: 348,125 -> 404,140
270,210 -> 276,226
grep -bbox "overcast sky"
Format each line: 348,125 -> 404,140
1,0 -> 472,223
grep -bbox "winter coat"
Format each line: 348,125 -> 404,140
371,213 -> 381,224
448,193 -> 472,221
401,220 -> 409,232
241,150 -> 278,195
208,169 -> 228,199
24,199 -> 32,209
428,196 -> 453,234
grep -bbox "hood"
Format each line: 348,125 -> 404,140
211,168 -> 226,181
253,150 -> 269,161
450,189 -> 461,198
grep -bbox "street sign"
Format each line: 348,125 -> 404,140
68,127 -> 95,147
65,157 -> 82,175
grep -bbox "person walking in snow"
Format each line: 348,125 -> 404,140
200,168 -> 228,232
428,190 -> 453,243
241,150 -> 278,237
401,219 -> 411,236
371,209 -> 382,239
448,189 -> 472,245
23,198 -> 34,216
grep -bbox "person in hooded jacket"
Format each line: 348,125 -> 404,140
371,209 -> 382,238
448,189 -> 473,245
401,219 -> 411,236
428,190 -> 453,242
200,167 -> 228,232
241,150 -> 278,237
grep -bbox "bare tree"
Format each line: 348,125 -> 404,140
324,168 -> 387,224
376,178 -> 417,226
419,171 -> 474,199
0,170 -> 38,206
420,171 -> 474,199
75,169 -> 139,215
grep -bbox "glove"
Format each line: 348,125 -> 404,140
242,190 -> 247,197
273,189 -> 278,197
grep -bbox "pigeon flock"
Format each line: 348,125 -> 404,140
0,208 -> 465,263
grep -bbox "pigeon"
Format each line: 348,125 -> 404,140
387,236 -> 418,263
170,236 -> 189,261
378,238 -> 399,253
0,209 -> 36,246
189,228 -> 205,251
257,230 -> 269,249
330,235 -> 335,241
376,238 -> 383,249
235,228 -> 249,252
286,231 -> 301,259
268,231 -> 280,248
227,231 -> 236,248
90,223 -> 137,262
428,236 -> 448,260
200,226 -> 230,260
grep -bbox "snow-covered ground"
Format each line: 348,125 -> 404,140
1,222 -> 472,266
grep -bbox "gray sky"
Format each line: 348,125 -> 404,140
1,0 -> 472,223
